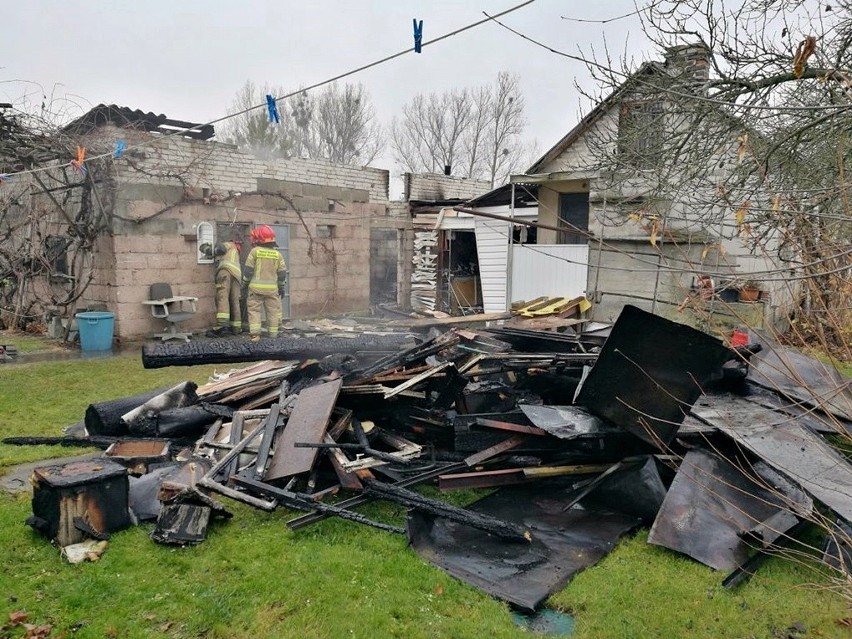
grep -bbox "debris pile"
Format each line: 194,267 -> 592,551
8,305 -> 852,612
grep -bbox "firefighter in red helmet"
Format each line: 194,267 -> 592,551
242,224 -> 287,341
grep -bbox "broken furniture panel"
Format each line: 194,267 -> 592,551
28,460 -> 131,546
104,439 -> 170,475
692,393 -> 852,523
150,483 -> 233,545
575,305 -> 733,448
265,378 -> 343,482
648,449 -> 812,570
407,479 -> 640,612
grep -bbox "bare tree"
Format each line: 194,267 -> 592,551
312,83 -> 383,165
390,73 -> 529,185
220,81 -> 383,166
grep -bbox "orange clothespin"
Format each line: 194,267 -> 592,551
70,146 -> 87,175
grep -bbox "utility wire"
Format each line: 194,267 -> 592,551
0,0 -> 536,181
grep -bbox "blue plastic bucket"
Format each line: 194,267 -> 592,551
76,311 -> 115,351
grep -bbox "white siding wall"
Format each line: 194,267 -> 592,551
510,244 -> 589,303
474,215 -> 511,313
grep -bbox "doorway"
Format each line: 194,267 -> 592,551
269,223 -> 291,319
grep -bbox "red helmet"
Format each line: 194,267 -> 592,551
253,225 -> 275,244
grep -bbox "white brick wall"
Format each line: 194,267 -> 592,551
116,136 -> 390,201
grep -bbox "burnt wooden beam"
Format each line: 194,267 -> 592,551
464,435 -> 527,467
141,334 -> 416,369
286,461 -> 466,530
265,378 -> 342,482
197,422 -> 276,511
253,403 -> 281,481
233,477 -> 404,535
363,478 -> 532,543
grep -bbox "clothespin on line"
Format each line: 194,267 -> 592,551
70,146 -> 87,175
266,95 -> 280,124
413,18 -> 423,53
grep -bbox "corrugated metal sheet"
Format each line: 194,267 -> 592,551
474,216 -> 511,313
510,244 -> 589,304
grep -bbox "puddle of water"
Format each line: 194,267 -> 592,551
512,609 -> 575,636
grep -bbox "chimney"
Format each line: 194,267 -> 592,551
664,43 -> 711,89
443,164 -> 451,176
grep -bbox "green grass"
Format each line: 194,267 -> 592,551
0,329 -> 66,354
0,355 -> 850,638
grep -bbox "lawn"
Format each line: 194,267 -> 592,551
1,353 -> 850,638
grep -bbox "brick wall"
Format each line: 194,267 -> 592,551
116,136 -> 390,202
404,173 -> 491,202
95,180 -> 397,339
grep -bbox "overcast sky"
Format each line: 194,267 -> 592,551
4,0 -> 654,185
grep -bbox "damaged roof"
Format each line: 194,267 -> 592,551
62,104 -> 215,140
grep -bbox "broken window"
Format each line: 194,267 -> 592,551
618,100 -> 664,169
44,235 -> 69,276
557,193 -> 589,245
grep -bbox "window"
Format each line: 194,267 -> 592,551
618,100 -> 664,168
557,193 -> 589,245
44,236 -> 69,275
196,222 -> 214,264
316,224 -> 335,239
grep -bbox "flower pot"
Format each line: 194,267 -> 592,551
738,287 -> 760,303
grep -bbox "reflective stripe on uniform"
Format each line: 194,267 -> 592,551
218,243 -> 242,279
246,246 -> 286,293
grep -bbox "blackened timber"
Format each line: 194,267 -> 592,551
141,333 -> 417,369
475,418 -> 548,437
323,434 -> 363,490
363,478 -> 532,543
265,379 -> 342,482
197,421 -> 276,511
464,435 -> 527,467
253,403 -> 281,480
353,331 -> 459,382
233,477 -> 404,534
439,468 -> 531,490
286,462 -> 466,530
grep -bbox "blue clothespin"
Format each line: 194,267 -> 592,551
413,18 -> 423,53
113,139 -> 126,159
266,95 -> 280,124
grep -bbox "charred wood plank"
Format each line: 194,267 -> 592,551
438,468 -> 532,490
286,461 -> 466,530
197,421 -> 276,511
265,378 -> 342,482
363,478 -> 531,543
232,476 -> 404,534
142,334 -> 416,369
3,435 -> 123,449
253,403 -> 281,481
474,418 -> 548,437
464,435 -> 527,467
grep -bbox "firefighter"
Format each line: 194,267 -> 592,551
206,236 -> 243,337
243,224 -> 287,342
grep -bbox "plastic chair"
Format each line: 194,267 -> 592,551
143,283 -> 198,341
